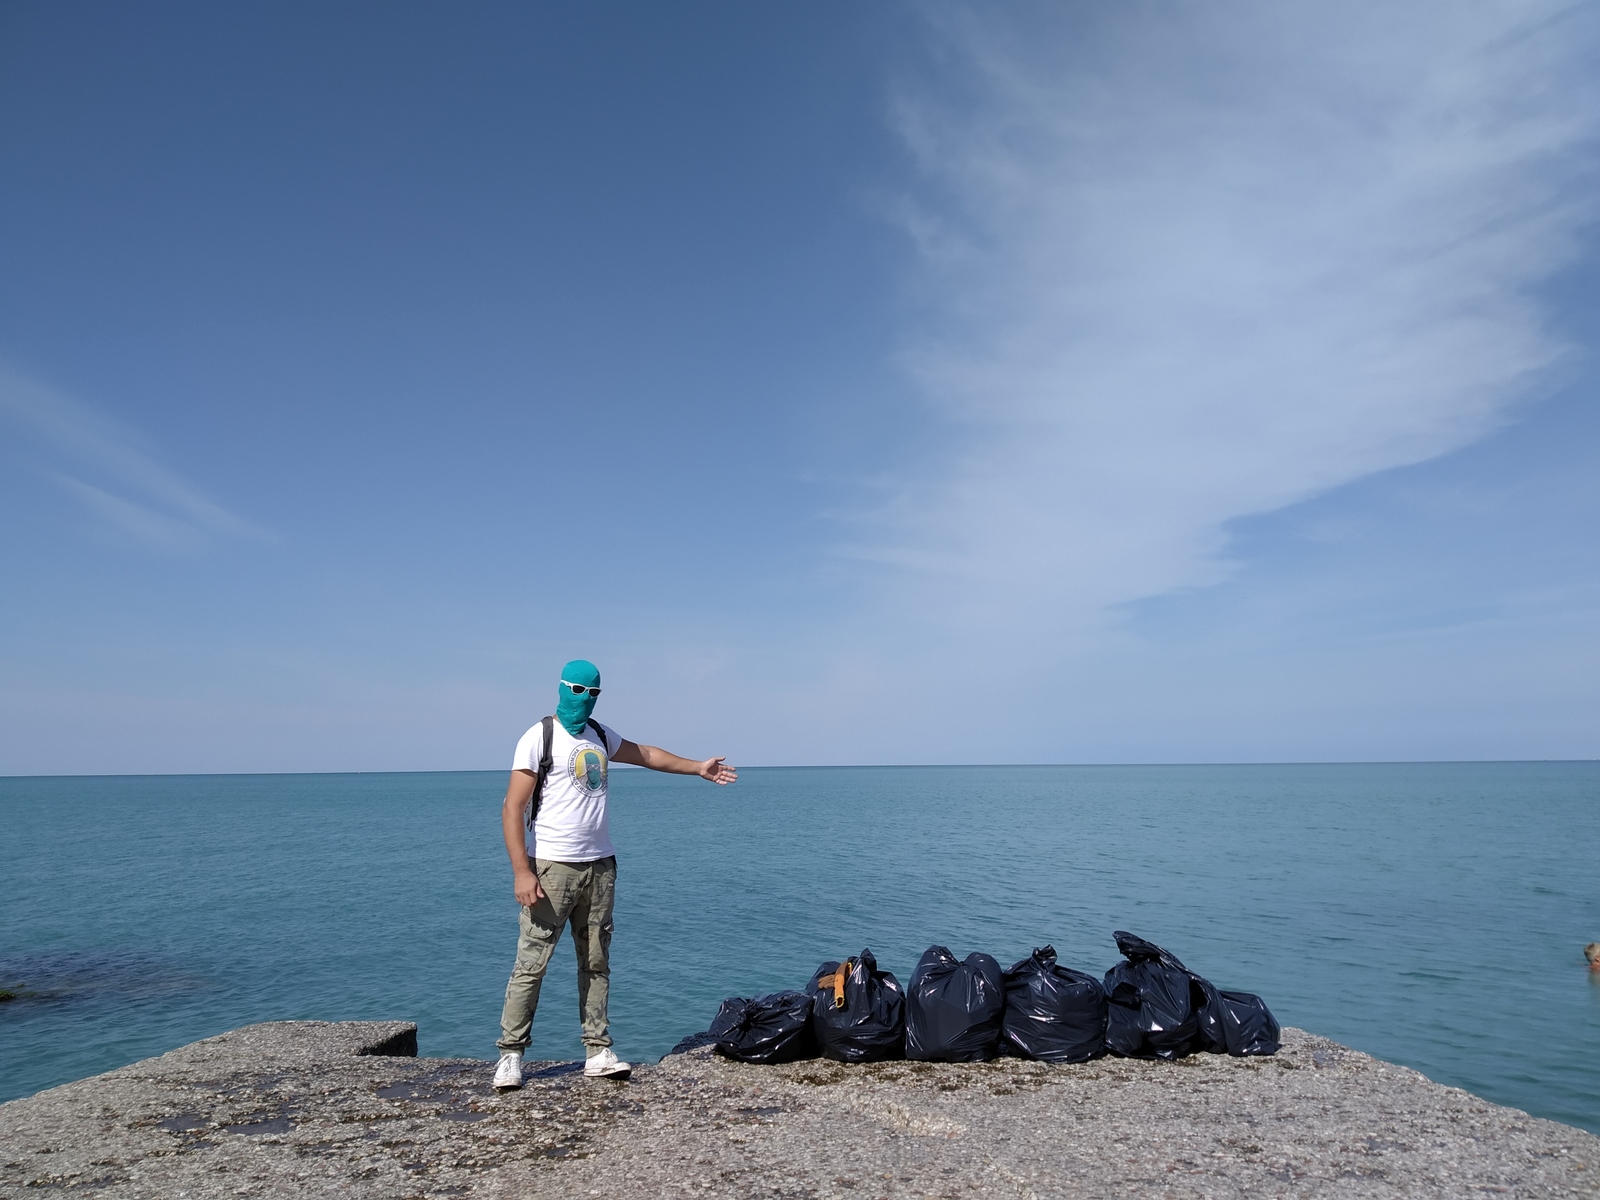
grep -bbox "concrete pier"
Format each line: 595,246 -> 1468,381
2,1020 -> 1596,1198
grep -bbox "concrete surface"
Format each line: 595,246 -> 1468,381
2,1020 -> 1597,1198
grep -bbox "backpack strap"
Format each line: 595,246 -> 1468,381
528,715 -> 556,830
585,718 -> 608,750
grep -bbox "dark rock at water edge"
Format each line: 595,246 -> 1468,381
2,1019 -> 1598,1198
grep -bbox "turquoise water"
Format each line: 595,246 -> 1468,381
2,764 -> 1598,1131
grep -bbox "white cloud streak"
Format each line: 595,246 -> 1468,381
867,0 -> 1600,637
0,366 -> 270,550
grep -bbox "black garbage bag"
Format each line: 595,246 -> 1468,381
668,991 -> 818,1063
998,945 -> 1107,1063
905,945 -> 1006,1062
1103,931 -> 1226,1060
807,948 -> 905,1063
666,995 -> 750,1056
714,991 -> 818,1064
1218,990 -> 1281,1057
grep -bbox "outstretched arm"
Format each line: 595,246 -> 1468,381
613,740 -> 737,785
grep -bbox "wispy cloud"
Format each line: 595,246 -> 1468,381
865,0 -> 1600,639
0,366 -> 271,551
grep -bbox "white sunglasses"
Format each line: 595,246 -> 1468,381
561,680 -> 602,697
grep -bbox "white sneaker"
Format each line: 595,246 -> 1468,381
492,1051 -> 524,1092
583,1048 -> 631,1078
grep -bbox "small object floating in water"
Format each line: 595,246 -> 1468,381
1585,943 -> 1600,971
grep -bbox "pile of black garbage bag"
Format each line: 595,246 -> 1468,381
670,931 -> 1279,1066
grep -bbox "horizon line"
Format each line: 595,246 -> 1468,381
2,758 -> 1596,781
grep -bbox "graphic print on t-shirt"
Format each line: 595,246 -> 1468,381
569,741 -> 608,794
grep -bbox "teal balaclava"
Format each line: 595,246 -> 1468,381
556,659 -> 601,736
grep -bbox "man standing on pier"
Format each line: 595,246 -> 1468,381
492,659 -> 738,1090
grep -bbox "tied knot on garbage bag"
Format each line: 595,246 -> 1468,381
906,946 -> 1006,1062
807,948 -> 906,1063
1104,931 -> 1280,1060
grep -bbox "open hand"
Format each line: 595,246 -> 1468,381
698,757 -> 738,785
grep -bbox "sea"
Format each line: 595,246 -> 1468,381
2,763 -> 1597,1131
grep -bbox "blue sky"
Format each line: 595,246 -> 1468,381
2,1 -> 1597,773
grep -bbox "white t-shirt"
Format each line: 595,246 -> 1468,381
511,718 -> 624,862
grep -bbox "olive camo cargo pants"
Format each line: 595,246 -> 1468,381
497,855 -> 616,1054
